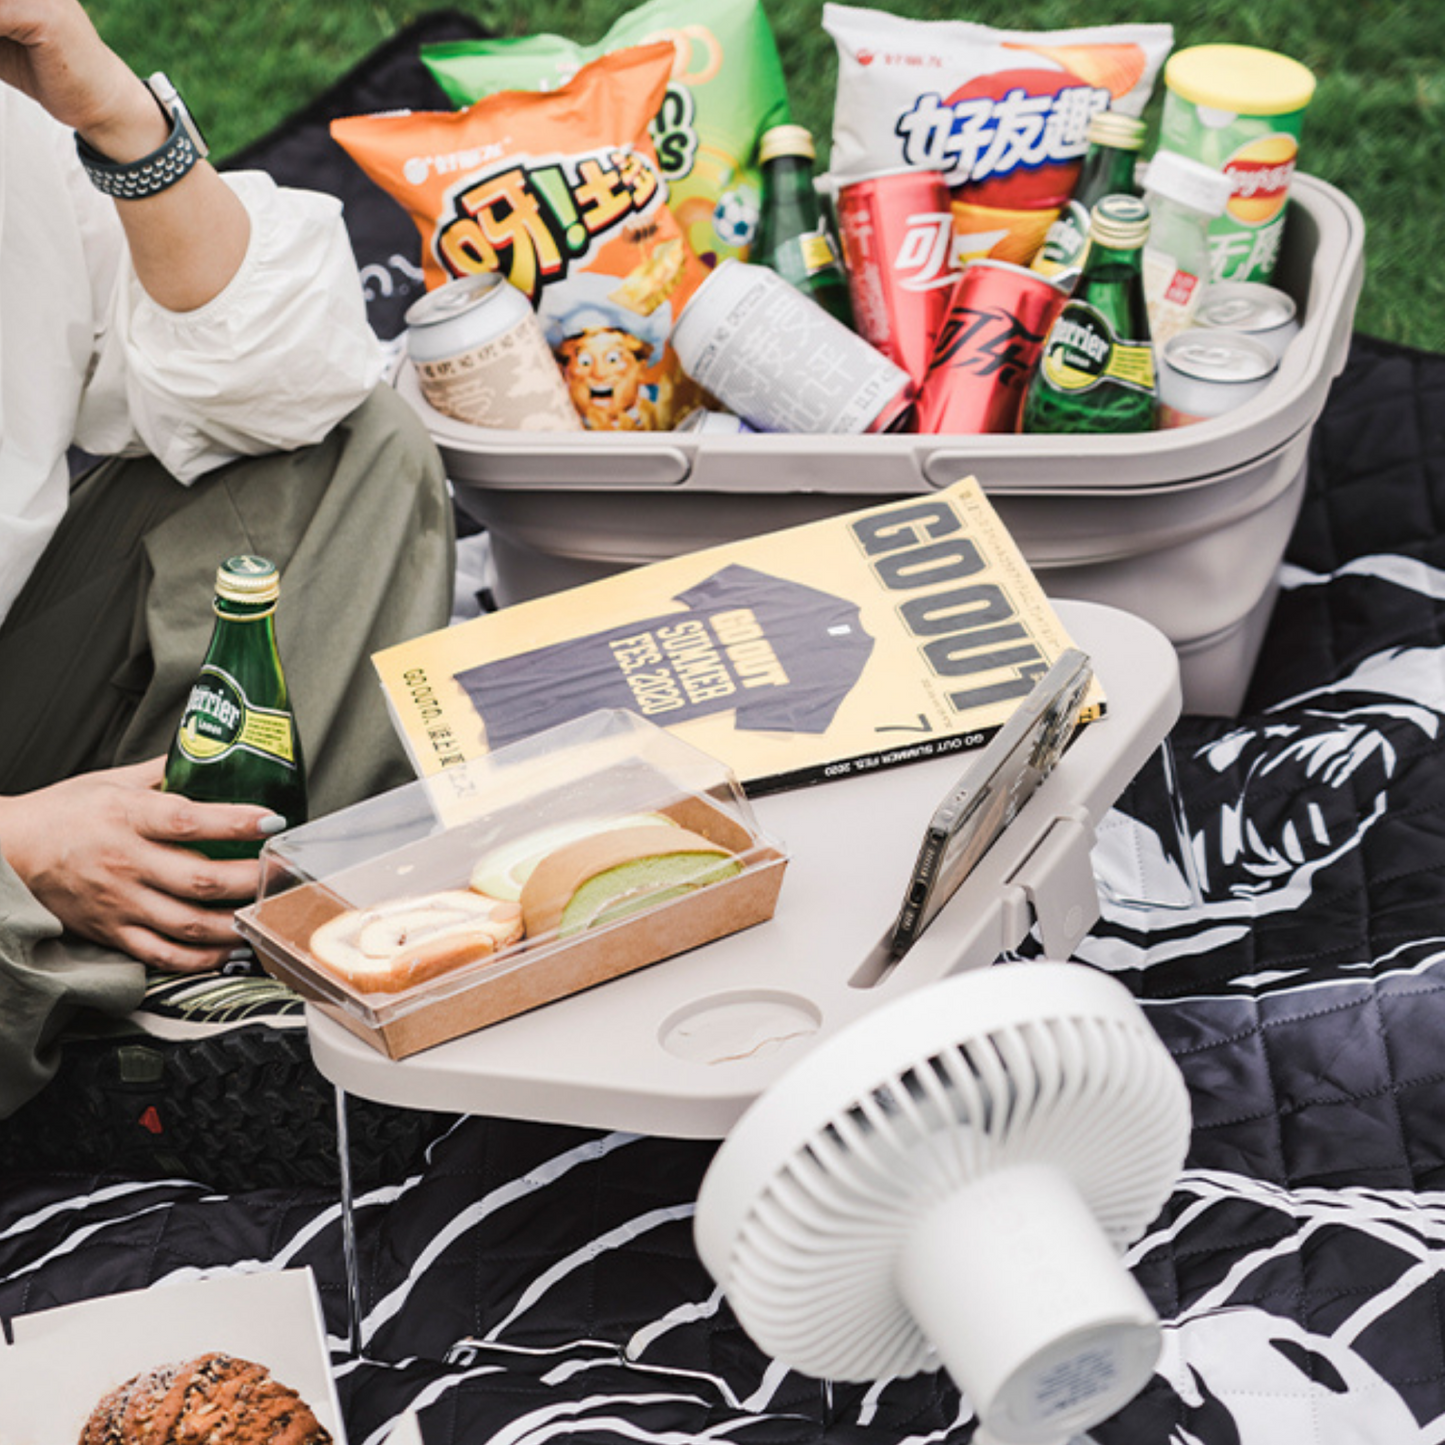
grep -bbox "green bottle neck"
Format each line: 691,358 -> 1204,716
205,598 -> 284,675
762,153 -> 824,222
1077,146 -> 1140,209
214,597 -> 276,620
757,154 -> 829,258
763,153 -> 815,192
1080,239 -> 1145,277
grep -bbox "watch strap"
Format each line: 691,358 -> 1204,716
75,94 -> 201,200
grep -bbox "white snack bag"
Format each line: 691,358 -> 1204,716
823,4 -> 1172,265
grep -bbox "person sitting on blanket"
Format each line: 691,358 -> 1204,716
0,0 -> 456,1114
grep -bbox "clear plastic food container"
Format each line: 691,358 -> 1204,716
235,710 -> 788,1059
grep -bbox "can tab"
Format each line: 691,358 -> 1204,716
1004,810 -> 1100,958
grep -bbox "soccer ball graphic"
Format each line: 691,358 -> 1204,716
713,187 -> 760,248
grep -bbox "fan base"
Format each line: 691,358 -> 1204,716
897,1160 -> 1161,1445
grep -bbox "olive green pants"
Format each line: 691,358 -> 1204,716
0,384 -> 455,1114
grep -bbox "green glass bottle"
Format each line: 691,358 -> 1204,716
1032,110 -> 1146,281
163,555 -> 307,860
753,124 -> 855,328
1021,194 -> 1157,435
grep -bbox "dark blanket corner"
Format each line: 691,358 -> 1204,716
7,17 -> 1445,1443
1244,330 -> 1445,714
222,8 -> 493,341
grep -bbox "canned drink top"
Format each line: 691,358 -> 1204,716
1164,331 -> 1278,385
404,271 -> 509,337
1196,280 -> 1297,333
1158,327 -> 1278,427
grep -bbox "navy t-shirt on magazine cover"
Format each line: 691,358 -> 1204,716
454,564 -> 876,749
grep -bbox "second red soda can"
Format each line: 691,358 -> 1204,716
915,261 -> 1069,434
835,167 -> 959,391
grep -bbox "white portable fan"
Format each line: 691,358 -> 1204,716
694,962 -> 1191,1445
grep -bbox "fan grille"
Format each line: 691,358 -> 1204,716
723,1005 -> 1189,1383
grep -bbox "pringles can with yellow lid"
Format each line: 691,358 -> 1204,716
1159,44 -> 1316,285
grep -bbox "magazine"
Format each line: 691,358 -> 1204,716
372,476 -> 1105,795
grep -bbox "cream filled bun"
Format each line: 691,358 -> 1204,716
309,888 -> 523,994
520,824 -> 740,939
469,811 -> 679,902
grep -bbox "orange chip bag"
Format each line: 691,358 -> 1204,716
332,44 -> 708,430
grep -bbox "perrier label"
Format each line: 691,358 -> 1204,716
1038,303 -> 1156,396
176,666 -> 298,767
164,555 -> 307,860
1022,194 -> 1157,435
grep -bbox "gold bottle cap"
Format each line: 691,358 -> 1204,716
216,554 -> 280,605
1084,110 -> 1147,152
1089,193 -> 1150,250
759,124 -> 816,165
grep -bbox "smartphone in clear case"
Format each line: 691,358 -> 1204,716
887,648 -> 1094,958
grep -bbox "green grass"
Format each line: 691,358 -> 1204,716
87,0 -> 1445,350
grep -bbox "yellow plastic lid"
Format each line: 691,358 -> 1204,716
1165,44 -> 1317,117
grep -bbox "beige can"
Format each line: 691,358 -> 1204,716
405,272 -> 581,432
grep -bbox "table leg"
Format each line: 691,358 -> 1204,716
335,1085 -> 364,1358
1095,734 -> 1205,915
1157,734 -> 1205,908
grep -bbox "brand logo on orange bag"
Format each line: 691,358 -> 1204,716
437,147 -> 664,301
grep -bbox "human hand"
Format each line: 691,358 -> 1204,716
0,757 -> 290,973
0,0 -> 165,158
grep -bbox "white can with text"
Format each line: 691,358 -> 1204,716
671,260 -> 913,435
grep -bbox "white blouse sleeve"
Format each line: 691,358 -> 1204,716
73,170 -> 386,482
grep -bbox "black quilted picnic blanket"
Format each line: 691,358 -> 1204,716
4,333 -> 1445,1445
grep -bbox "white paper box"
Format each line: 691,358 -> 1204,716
0,1268 -> 345,1443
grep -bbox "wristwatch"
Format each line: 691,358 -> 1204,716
74,72 -> 210,200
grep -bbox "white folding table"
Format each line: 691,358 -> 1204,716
307,598 -> 1182,1140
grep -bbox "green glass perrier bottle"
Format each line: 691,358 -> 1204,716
163,555 -> 307,860
1032,110 -> 1146,281
1021,194 -> 1157,436
753,124 -> 855,328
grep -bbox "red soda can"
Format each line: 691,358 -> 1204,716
915,261 -> 1068,434
835,167 -> 959,391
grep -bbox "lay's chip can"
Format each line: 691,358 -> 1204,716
1159,44 -> 1317,286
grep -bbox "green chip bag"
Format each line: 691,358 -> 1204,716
422,0 -> 791,266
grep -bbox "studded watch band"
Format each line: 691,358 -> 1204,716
74,99 -> 201,200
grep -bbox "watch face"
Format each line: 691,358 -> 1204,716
147,71 -> 209,159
